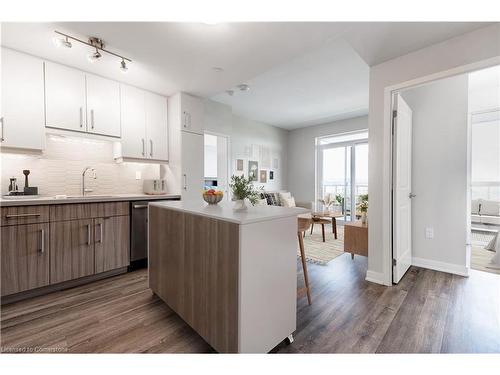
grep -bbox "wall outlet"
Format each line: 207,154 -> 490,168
425,227 -> 434,239
135,171 -> 141,180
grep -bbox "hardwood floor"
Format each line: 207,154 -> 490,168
1,254 -> 499,353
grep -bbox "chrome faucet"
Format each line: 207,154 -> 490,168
82,166 -> 96,196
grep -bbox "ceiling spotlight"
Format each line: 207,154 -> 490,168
226,90 -> 234,96
53,36 -> 72,48
120,59 -> 128,73
88,48 -> 102,63
237,84 -> 250,92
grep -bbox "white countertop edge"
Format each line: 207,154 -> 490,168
149,201 -> 308,225
0,194 -> 181,207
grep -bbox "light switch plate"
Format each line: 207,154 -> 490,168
135,171 -> 141,180
425,227 -> 434,239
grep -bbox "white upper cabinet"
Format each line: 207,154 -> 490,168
1,48 -> 45,151
115,84 -> 168,162
180,93 -> 204,134
119,84 -> 147,159
44,62 -> 86,132
145,92 -> 169,161
86,74 -> 121,137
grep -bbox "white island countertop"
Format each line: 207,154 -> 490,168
150,200 -> 308,225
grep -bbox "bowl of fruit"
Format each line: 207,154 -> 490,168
202,189 -> 224,205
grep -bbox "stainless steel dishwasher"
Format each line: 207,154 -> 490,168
130,198 -> 179,269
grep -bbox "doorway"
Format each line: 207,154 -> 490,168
391,64 -> 500,283
316,131 -> 368,223
204,132 -> 230,200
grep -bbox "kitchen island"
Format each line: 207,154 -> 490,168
148,201 -> 306,353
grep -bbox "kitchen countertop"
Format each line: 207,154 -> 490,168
0,193 -> 181,207
150,200 -> 307,225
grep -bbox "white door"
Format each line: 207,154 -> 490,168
44,62 -> 86,132
145,92 -> 168,161
120,84 -> 147,159
1,48 -> 45,150
181,93 -> 204,134
393,93 -> 413,283
86,74 -> 121,137
182,131 -> 204,201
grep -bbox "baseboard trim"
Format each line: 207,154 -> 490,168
365,270 -> 389,285
412,257 -> 469,277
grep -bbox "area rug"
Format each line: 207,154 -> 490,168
297,224 -> 345,265
471,246 -> 500,275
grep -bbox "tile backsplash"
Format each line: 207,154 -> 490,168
1,135 -> 165,197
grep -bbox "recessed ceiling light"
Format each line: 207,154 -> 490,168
237,84 -> 250,92
212,67 -> 224,73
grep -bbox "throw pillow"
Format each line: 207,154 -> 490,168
282,197 -> 296,208
278,192 -> 292,205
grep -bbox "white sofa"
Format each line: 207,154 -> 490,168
472,199 -> 500,226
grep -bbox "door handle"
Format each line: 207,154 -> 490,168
90,109 -> 95,129
409,193 -> 416,199
183,174 -> 187,190
150,139 -> 153,157
183,111 -> 188,128
87,224 -> 91,245
5,213 -> 41,219
39,229 -> 45,253
96,222 -> 103,243
79,107 -> 83,128
142,138 -> 145,156
0,116 -> 4,142
133,204 -> 148,209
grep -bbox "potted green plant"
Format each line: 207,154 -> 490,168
229,175 -> 260,211
357,194 -> 368,224
335,193 -> 345,214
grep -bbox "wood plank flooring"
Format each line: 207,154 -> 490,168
1,254 -> 499,353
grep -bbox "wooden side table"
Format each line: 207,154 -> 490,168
344,221 -> 368,259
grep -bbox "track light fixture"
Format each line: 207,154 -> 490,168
53,31 -> 131,72
120,59 -> 128,73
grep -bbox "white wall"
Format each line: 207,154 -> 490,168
402,75 -> 469,272
287,116 -> 368,203
368,24 -> 500,285
203,99 -> 289,192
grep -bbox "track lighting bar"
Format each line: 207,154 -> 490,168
54,30 -> 132,63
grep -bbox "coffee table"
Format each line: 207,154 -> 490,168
311,210 -> 343,240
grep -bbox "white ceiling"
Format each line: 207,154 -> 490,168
1,22 -> 492,129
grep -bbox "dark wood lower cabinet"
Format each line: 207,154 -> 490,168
50,219 -> 95,284
95,216 -> 130,273
1,223 -> 50,296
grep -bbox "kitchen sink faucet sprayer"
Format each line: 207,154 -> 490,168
82,166 -> 97,196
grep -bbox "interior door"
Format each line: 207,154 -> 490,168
393,93 -> 413,283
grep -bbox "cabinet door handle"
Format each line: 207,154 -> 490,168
90,109 -> 95,129
133,204 -> 148,209
5,213 -> 41,219
79,107 -> 83,128
183,174 -> 187,190
87,224 -> 91,245
96,222 -> 103,243
183,111 -> 187,128
0,116 -> 4,142
150,140 -> 153,157
39,229 -> 45,253
142,138 -> 145,156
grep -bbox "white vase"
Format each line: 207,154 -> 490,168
361,212 -> 367,224
233,199 -> 247,211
